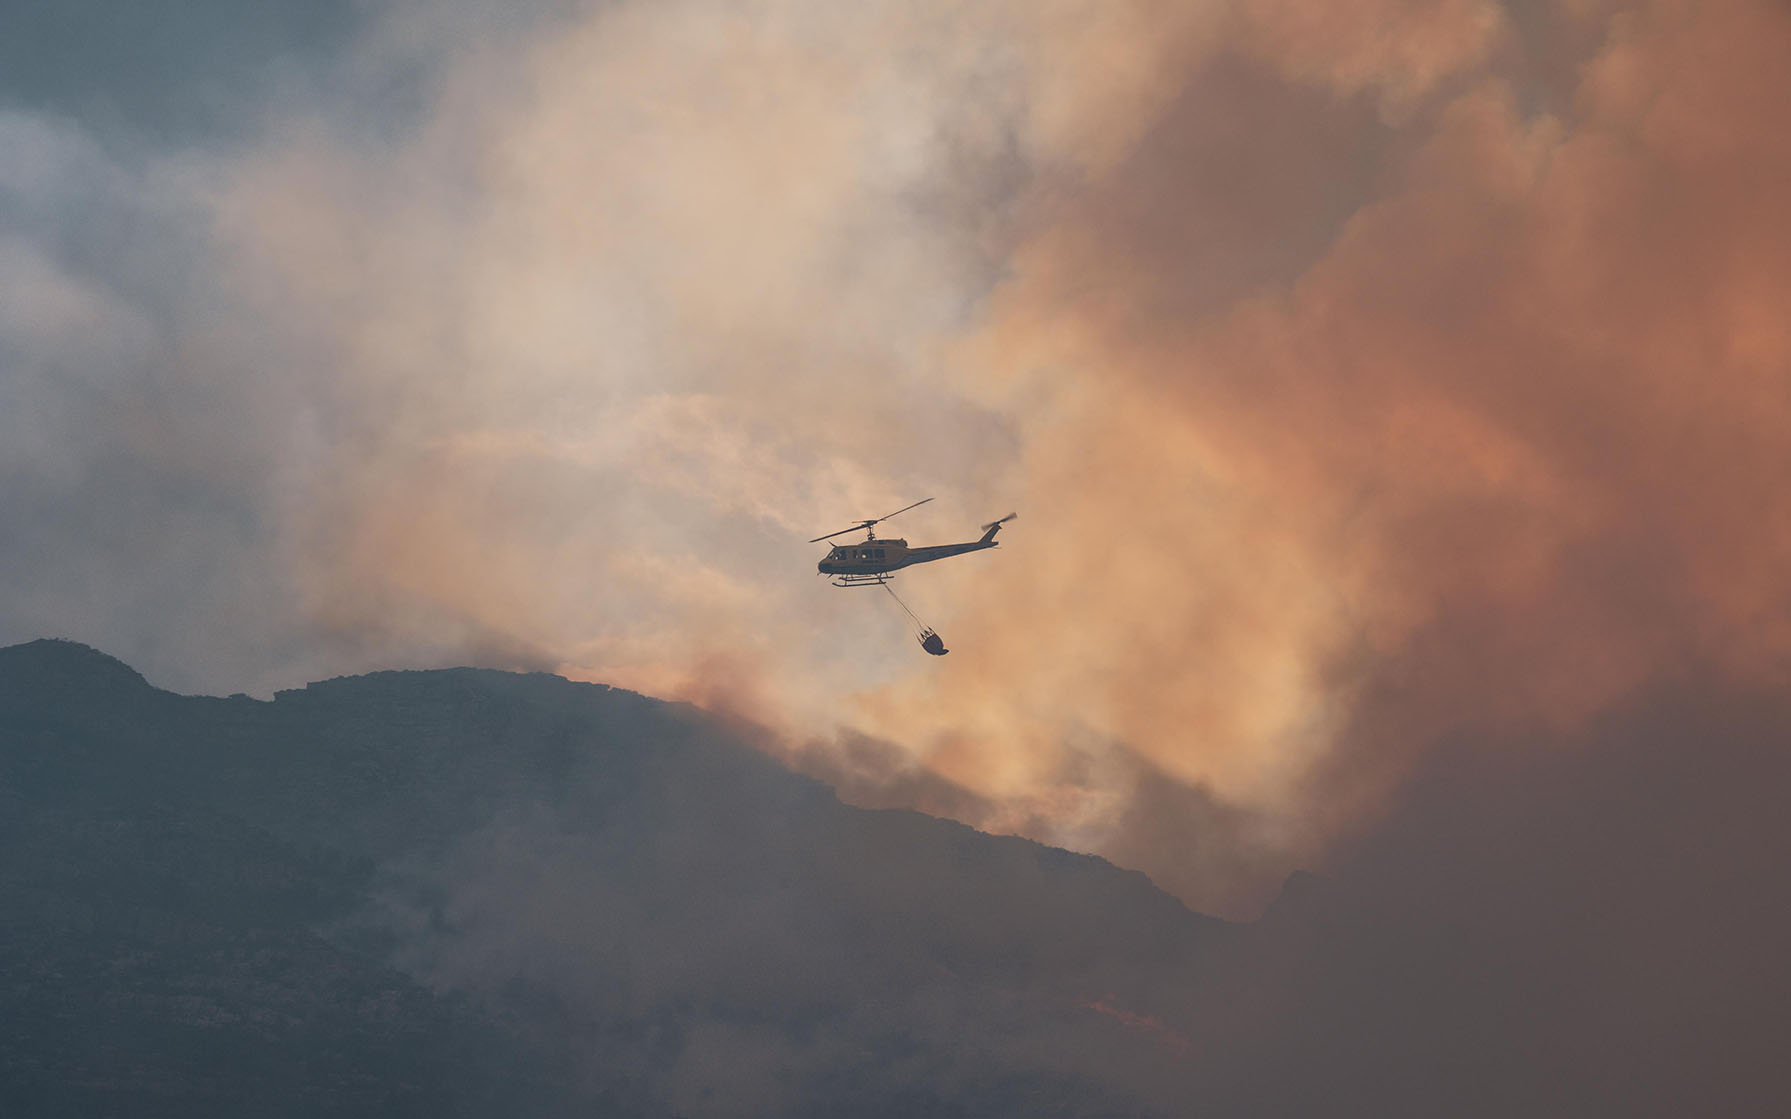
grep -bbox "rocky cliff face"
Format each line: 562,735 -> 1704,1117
0,640 -> 1230,1117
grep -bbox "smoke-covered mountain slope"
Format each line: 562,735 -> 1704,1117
0,639 -> 1232,1117
7,639 -> 1791,1117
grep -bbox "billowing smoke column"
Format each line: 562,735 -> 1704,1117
5,0 -> 1791,913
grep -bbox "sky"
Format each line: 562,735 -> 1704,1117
4,0 -> 1791,914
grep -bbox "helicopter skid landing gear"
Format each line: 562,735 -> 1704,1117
832,573 -> 893,587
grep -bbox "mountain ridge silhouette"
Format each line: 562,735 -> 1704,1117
0,637 -> 1234,1117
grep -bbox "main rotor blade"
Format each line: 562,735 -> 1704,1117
807,498 -> 932,543
875,497 -> 933,523
808,522 -> 872,543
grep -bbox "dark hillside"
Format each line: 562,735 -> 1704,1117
7,640 -> 1790,1116
0,640 -> 1228,1117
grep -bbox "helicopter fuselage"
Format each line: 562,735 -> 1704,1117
817,535 -> 998,578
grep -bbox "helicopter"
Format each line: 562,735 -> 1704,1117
811,498 -> 1016,588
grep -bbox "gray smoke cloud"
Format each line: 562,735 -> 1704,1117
7,0 -> 1791,918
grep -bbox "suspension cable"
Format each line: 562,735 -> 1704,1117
881,580 -> 928,632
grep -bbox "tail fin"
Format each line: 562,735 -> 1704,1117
979,512 -> 1017,543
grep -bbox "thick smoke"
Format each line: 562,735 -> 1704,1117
5,0 -> 1791,912
852,0 -> 1791,904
